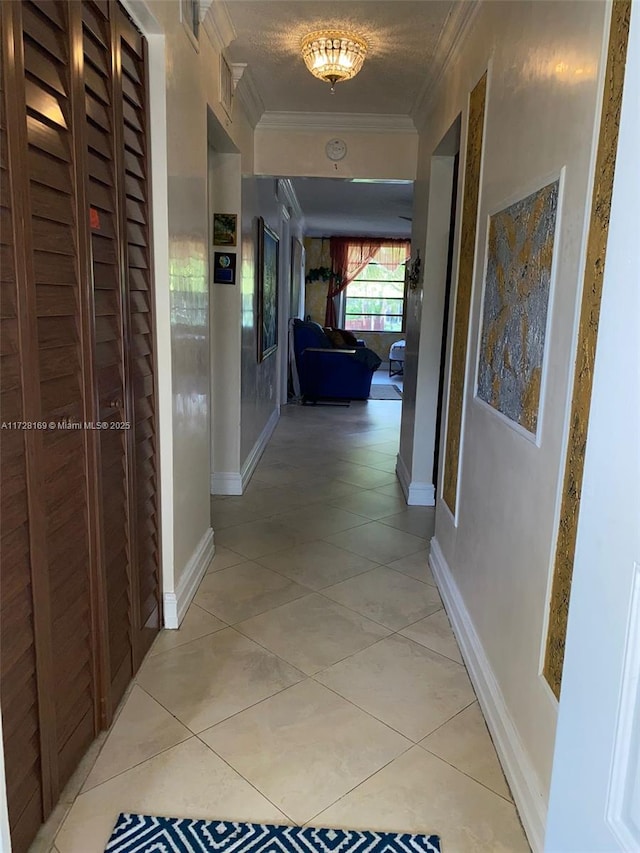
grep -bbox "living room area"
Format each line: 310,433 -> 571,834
296,177 -> 412,404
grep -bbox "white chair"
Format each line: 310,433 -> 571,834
389,340 -> 406,377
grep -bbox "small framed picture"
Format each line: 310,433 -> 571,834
180,0 -> 199,51
213,252 -> 236,285
213,213 -> 238,247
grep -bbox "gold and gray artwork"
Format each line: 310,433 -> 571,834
477,180 -> 560,433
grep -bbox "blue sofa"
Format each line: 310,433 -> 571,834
293,320 -> 381,402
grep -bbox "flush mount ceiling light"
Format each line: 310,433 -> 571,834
301,30 -> 368,93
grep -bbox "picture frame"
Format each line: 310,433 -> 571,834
180,0 -> 199,51
213,213 -> 237,247
290,237 -> 304,319
213,251 -> 236,285
220,54 -> 234,118
257,217 -> 279,362
475,177 -> 561,442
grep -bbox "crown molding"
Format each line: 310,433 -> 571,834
256,111 -> 417,135
411,0 -> 481,130
230,62 -> 246,89
234,66 -> 265,128
277,179 -> 304,223
201,0 -> 236,54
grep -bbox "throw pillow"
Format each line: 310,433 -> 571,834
323,327 -> 347,348
323,327 -> 360,348
336,328 -> 359,347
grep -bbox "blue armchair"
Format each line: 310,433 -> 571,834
293,320 -> 381,402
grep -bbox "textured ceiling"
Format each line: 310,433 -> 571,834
224,1 -> 456,115
290,177 -> 413,237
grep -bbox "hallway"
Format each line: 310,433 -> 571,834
45,401 -> 528,853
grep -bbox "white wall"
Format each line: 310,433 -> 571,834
254,127 -> 418,181
239,178 -> 303,466
400,154 -> 458,506
402,0 -> 610,845
238,177 -> 279,465
209,148 -> 243,493
147,0 -> 209,592
139,0 -> 254,602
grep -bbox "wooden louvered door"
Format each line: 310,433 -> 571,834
80,0 -> 161,716
116,6 -> 161,667
0,2 -> 160,849
0,7 -> 47,849
18,0 -> 99,797
82,0 -> 134,717
1,0 -> 100,846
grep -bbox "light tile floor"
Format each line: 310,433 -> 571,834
42,400 -> 529,853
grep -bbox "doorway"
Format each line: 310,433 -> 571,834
433,153 -> 460,487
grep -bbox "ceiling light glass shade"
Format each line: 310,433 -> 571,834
301,31 -> 368,91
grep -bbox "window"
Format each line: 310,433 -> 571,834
344,260 -> 406,332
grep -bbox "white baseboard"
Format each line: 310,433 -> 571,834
241,406 -> 279,490
210,407 -> 280,495
211,471 -> 243,495
163,527 -> 214,629
429,538 -> 546,852
395,454 -> 435,506
408,480 -> 435,506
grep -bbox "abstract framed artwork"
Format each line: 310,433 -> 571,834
476,178 -> 561,437
257,217 -> 279,362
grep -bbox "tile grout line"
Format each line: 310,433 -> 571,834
197,555 -> 459,670
311,585 -> 446,637
211,495 -> 409,530
253,551 -> 384,588
308,668 -> 429,746
77,682 -> 203,796
231,606 -> 393,677
193,734 -> 295,825
148,623 -> 228,660
301,739 -> 418,829
418,742 -> 516,806
56,405 -> 523,849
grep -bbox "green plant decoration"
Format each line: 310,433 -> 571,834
305,266 -> 342,285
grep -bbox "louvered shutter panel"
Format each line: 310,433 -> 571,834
82,0 -> 133,714
0,9 -> 46,850
1,3 -> 159,848
117,7 -> 161,663
19,0 -> 98,792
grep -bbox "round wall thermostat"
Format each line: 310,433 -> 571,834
325,138 -> 347,161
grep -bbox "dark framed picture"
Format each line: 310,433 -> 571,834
257,217 -> 279,362
213,213 -> 237,246
213,251 -> 236,285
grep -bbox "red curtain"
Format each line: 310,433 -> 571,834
326,237 -> 411,327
